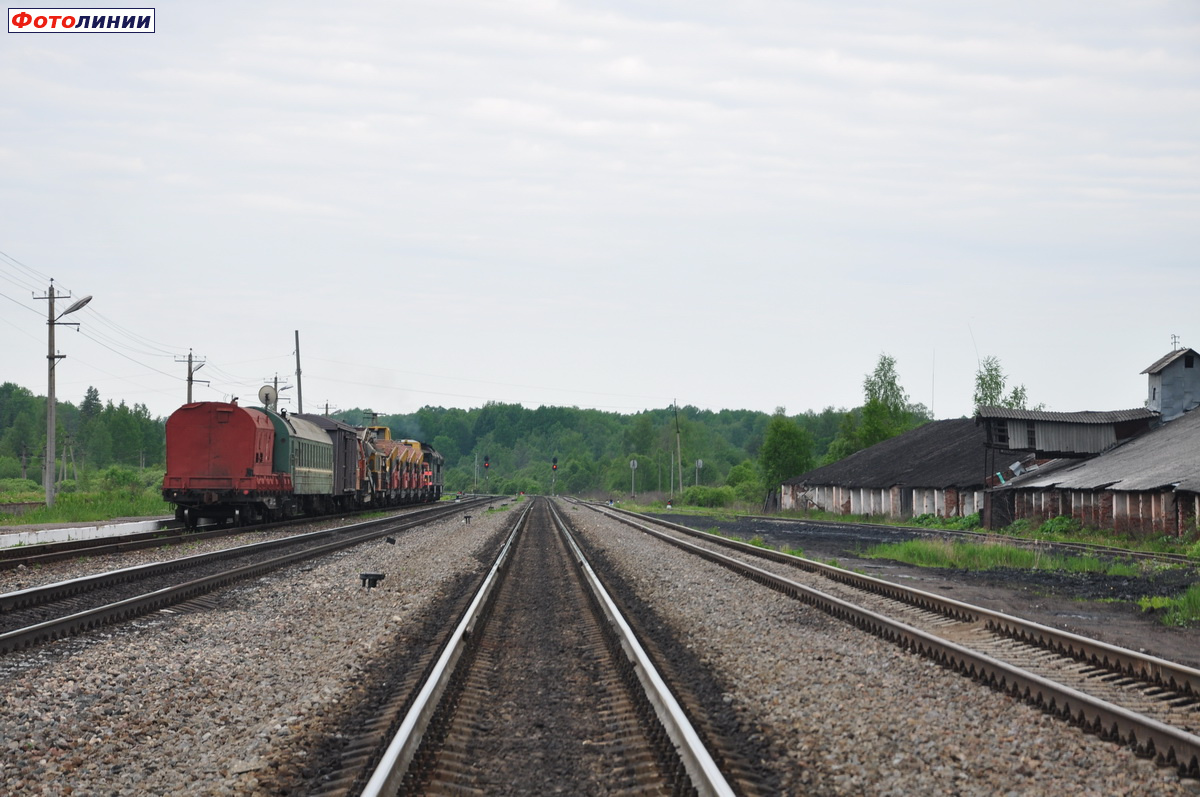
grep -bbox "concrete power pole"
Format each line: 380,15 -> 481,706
36,281 -> 91,507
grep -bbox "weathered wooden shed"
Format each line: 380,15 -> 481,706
985,407 -> 1200,535
781,419 -> 1020,520
975,407 -> 1155,458
1143,347 -> 1200,422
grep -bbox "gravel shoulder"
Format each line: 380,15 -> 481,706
649,513 -> 1200,670
1,504 -> 1196,795
0,509 -> 512,796
578,506 -> 1198,795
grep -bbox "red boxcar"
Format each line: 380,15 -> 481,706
162,401 -> 292,526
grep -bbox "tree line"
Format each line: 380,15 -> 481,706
0,384 -> 163,486
0,353 -> 1033,503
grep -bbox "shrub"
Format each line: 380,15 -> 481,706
0,477 -> 42,497
681,485 -> 736,508
733,480 -> 763,504
948,512 -> 982,530
1188,541 -> 1200,562
1005,518 -> 1033,536
1139,584 -> 1200,627
909,513 -> 981,531
1038,515 -> 1083,537
100,466 -> 141,494
140,469 -> 166,491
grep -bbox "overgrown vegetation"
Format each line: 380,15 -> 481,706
771,508 -> 1199,559
909,512 -> 983,531
0,467 -> 168,525
1138,584 -> 1200,627
862,538 -> 1142,577
999,516 -> 1199,558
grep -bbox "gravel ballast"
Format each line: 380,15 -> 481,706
567,504 -> 1198,795
1,500 -> 1197,795
0,510 -> 509,795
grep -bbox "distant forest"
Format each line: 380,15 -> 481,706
1,383 -> 163,483
335,402 -> 841,497
1,353 -> 943,499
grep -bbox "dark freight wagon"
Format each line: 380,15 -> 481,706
162,400 -> 443,527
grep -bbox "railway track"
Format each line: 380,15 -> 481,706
737,513 -> 1197,567
0,499 -> 485,655
0,500 -> 485,571
313,497 -> 740,796
591,502 -> 1200,778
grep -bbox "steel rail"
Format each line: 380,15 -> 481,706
0,500 -> 481,613
735,512 -> 1196,566
546,500 -> 735,797
0,499 -> 492,571
0,502 -> 477,655
600,503 -> 1200,697
586,503 -> 1200,777
359,502 -> 530,797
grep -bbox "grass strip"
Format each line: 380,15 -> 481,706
1139,583 -> 1200,627
863,538 -> 1140,577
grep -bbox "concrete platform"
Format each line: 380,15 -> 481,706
0,517 -> 172,549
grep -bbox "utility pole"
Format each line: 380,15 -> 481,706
176,349 -> 208,403
295,330 -> 304,413
35,280 -> 91,507
674,400 -> 684,497
266,375 -> 294,413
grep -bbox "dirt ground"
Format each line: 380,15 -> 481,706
648,513 -> 1200,670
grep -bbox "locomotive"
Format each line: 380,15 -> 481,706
161,399 -> 443,527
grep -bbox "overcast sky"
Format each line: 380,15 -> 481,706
2,1 -> 1198,423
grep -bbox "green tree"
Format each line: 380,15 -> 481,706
973,355 -> 1032,409
758,409 -> 814,495
0,384 -> 42,478
624,414 -> 656,456
83,423 -> 113,466
725,460 -> 763,503
80,386 -> 102,421
858,398 -> 896,449
864,354 -> 908,416
432,434 -> 461,465
823,353 -> 931,463
821,409 -> 861,465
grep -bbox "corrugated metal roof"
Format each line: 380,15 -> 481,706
1141,348 -> 1199,375
974,407 -> 1155,424
1000,408 -> 1200,493
784,418 -> 1016,490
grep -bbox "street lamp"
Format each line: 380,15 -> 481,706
40,281 -> 92,507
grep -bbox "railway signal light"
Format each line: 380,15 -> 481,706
484,455 -> 489,469
552,456 -> 558,471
